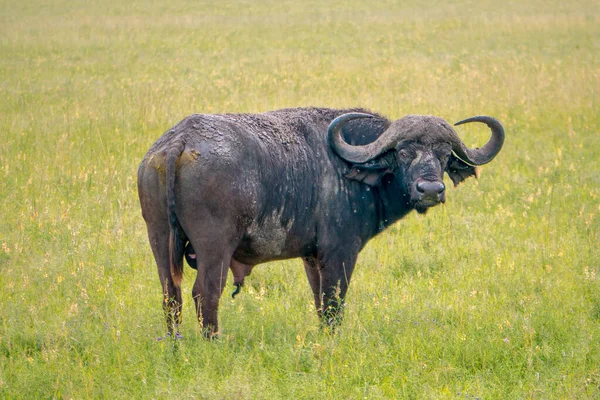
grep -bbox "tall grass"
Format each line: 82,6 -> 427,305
1,0 -> 598,398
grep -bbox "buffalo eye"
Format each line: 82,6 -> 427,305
397,148 -> 410,160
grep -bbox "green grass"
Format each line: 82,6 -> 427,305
1,0 -> 599,398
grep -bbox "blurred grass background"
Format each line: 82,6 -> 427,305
1,0 -> 599,398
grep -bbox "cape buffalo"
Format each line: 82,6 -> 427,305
137,107 -> 504,337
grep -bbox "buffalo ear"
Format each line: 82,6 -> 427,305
446,154 -> 480,186
345,152 -> 396,186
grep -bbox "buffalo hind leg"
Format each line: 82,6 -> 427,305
190,246 -> 234,338
147,226 -> 183,335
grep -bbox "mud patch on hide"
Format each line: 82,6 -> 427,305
247,208 -> 294,257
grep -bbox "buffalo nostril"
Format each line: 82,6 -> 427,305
416,180 -> 445,195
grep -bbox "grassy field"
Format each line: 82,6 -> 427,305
1,0 -> 599,398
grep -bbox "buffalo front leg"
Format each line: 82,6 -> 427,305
304,253 -> 358,328
303,257 -> 322,311
319,254 -> 358,327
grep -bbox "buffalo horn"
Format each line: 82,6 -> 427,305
328,112 -> 400,164
452,116 -> 505,165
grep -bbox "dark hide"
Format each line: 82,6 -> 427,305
137,107 -> 496,337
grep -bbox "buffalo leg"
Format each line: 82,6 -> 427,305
304,254 -> 357,327
139,163 -> 183,335
147,226 -> 183,334
303,257 -> 322,311
185,225 -> 238,338
319,255 -> 357,327
191,256 -> 230,338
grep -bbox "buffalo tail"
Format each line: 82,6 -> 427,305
165,140 -> 185,287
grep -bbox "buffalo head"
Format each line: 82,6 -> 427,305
329,113 -> 505,213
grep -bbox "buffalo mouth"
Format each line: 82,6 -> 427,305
413,199 -> 442,214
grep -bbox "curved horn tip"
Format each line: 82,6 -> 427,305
450,115 -> 505,166
454,115 -> 502,127
332,112 -> 375,122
